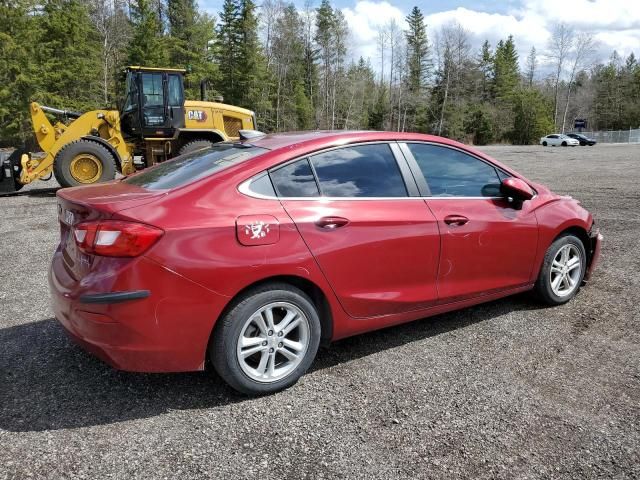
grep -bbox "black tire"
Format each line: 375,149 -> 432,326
178,139 -> 215,156
53,140 -> 117,188
210,282 -> 321,395
535,234 -> 586,305
7,148 -> 27,191
561,141 -> 567,146
542,141 -> 547,146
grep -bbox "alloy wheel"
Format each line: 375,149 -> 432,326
236,302 -> 310,383
549,244 -> 582,297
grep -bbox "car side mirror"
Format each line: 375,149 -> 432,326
501,177 -> 534,201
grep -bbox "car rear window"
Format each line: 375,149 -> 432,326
123,144 -> 267,190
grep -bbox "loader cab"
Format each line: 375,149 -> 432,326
120,67 -> 186,139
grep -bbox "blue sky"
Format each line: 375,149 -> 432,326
198,0 -> 640,74
199,0 -> 519,15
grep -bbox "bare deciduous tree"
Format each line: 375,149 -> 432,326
561,33 -> 596,132
90,0 -> 131,104
547,23 -> 574,129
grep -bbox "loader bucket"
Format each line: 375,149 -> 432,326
0,149 -> 24,194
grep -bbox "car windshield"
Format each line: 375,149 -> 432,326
123,144 -> 267,190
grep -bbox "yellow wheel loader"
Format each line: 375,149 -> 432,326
0,66 -> 256,192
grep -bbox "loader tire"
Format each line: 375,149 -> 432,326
178,139 -> 215,156
53,140 -> 117,188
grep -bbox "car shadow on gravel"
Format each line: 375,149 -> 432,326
0,294 -> 544,432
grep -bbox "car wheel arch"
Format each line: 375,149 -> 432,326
206,275 -> 334,362
554,225 -> 591,260
533,225 -> 591,282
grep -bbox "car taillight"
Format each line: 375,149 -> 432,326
73,220 -> 164,257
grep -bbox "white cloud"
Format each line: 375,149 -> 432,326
341,1 -> 406,67
342,0 -> 640,72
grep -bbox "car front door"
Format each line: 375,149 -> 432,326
401,142 -> 538,304
270,143 -> 441,318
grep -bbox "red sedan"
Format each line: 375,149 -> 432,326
50,131 -> 602,395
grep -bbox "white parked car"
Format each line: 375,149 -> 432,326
540,134 -> 580,147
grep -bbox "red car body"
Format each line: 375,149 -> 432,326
50,131 -> 602,373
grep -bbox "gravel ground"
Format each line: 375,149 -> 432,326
0,144 -> 639,479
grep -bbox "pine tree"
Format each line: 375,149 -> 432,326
512,87 -> 554,144
215,0 -> 240,104
493,35 -> 519,102
477,40 -> 493,100
525,46 -> 537,87
0,0 -> 39,145
235,0 -> 266,108
405,6 -> 429,94
167,0 -> 218,99
35,0 -> 103,111
126,0 -> 168,67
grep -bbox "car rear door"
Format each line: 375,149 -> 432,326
270,142 -> 441,318
400,142 -> 538,303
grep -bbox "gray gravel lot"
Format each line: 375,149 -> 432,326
1,144 -> 639,479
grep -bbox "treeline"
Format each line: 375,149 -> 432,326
1,0 -> 639,148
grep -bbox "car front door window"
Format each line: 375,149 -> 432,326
406,143 -> 501,197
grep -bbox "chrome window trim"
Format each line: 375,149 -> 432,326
238,178 -> 504,201
237,139 -> 532,201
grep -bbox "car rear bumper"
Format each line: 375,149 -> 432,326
584,229 -> 602,281
49,252 -> 229,372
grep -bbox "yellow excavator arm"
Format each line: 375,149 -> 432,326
20,102 -> 134,185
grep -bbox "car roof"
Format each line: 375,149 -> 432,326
242,130 -> 467,151
226,130 -> 524,184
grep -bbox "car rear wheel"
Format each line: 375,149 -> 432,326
535,234 -> 586,305
210,283 -> 321,395
542,141 -> 547,146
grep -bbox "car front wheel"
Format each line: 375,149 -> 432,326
210,283 -> 321,395
561,141 -> 567,146
535,234 -> 586,305
542,141 -> 547,146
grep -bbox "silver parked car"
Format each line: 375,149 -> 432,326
540,134 -> 580,147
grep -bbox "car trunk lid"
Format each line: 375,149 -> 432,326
56,182 -> 165,280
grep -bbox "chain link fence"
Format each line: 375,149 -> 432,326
569,129 -> 640,144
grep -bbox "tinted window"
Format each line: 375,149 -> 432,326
141,73 -> 163,106
249,174 -> 276,197
407,144 -> 500,197
124,144 -> 266,190
309,144 -> 407,197
168,74 -> 183,107
270,159 -> 320,197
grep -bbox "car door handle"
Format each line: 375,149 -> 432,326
444,215 -> 469,226
315,216 -> 349,229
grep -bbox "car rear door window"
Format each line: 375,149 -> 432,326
309,144 -> 407,197
270,159 -> 320,197
407,143 -> 501,197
